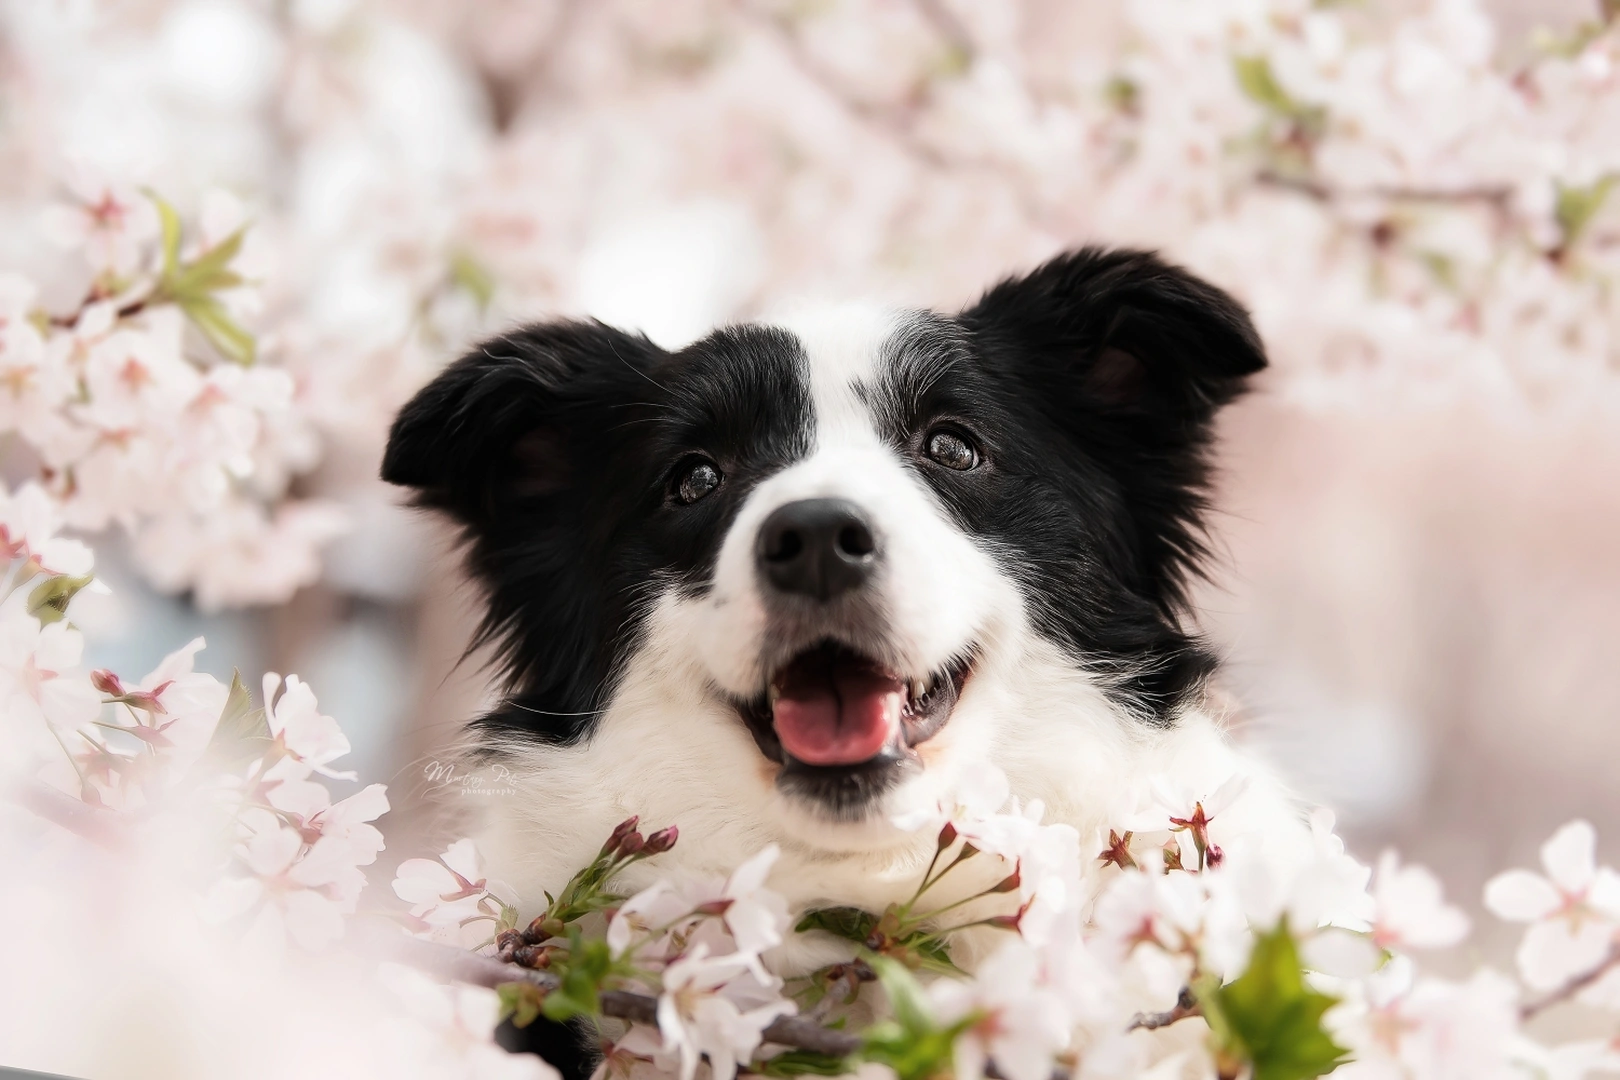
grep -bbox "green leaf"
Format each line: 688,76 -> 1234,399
858,957 -> 971,1080
179,294 -> 256,366
447,250 -> 496,311
904,934 -> 966,978
27,573 -> 94,625
754,1050 -> 857,1077
206,670 -> 271,761
1555,175 -> 1617,249
796,907 -> 880,943
1232,55 -> 1326,140
172,226 -> 246,294
540,929 -> 616,1023
1233,56 -> 1297,115
496,981 -> 547,1029
1199,920 -> 1350,1080
1416,251 -> 1458,291
147,190 -> 183,280
1103,74 -> 1140,114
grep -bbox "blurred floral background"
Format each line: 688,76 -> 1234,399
3,0 -> 1617,959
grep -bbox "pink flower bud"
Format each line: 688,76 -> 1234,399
523,914 -> 566,944
90,669 -> 124,695
936,822 -> 958,851
991,869 -> 1022,894
644,825 -> 679,854
695,898 -> 734,917
601,815 -> 641,856
617,832 -> 645,856
513,944 -> 551,968
495,929 -> 524,961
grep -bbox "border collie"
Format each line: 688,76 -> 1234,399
383,247 -> 1302,1070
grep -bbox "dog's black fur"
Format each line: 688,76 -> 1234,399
384,248 -> 1263,738
383,247 -> 1265,1076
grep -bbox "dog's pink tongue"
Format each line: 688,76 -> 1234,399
772,654 -> 903,766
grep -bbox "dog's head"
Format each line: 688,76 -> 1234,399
383,248 -> 1264,841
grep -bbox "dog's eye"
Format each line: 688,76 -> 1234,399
925,429 -> 978,471
674,459 -> 723,504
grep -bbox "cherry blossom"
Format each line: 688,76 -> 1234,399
378,964 -> 559,1080
607,843 -> 790,979
201,817 -> 353,954
0,483 -> 93,578
0,280 -> 73,449
88,637 -> 229,793
1334,958 -> 1525,1080
1512,1039 -> 1620,1080
1484,820 -> 1620,991
40,170 -> 161,277
1371,851 -> 1471,951
1127,772 -> 1252,869
928,938 -> 1074,1080
261,672 -> 356,780
266,780 -> 391,876
394,838 -> 507,933
713,843 -> 792,961
654,946 -> 794,1080
0,615 -> 101,739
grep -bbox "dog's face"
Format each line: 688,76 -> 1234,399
383,249 -> 1264,842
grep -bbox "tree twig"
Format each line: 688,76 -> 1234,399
1255,169 -> 1514,208
11,780 -> 123,848
911,0 -> 976,63
374,929 -> 864,1057
1520,942 -> 1620,1021
379,931 -> 1204,1068
1128,986 -> 1202,1031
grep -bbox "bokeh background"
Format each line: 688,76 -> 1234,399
3,0 -> 1616,962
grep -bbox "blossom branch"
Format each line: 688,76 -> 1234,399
376,929 -> 865,1058
1519,942 -> 1620,1022
1128,986 -> 1202,1032
12,780 -> 123,849
1254,169 -> 1515,209
910,0 -> 976,63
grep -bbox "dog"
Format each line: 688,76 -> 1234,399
382,247 -> 1303,1073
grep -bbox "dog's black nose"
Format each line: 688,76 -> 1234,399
756,498 -> 877,601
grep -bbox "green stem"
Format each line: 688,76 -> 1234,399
904,844 -> 978,913
902,885 -> 1005,928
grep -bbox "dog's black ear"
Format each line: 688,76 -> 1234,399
960,248 -> 1265,616
382,320 -> 666,525
959,247 -> 1265,424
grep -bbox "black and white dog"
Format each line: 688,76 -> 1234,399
383,248 -> 1300,1063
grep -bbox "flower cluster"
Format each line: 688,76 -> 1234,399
8,496 -> 1620,1078
2,0 -> 1617,609
371,752 -> 1620,1080
0,506 -> 538,1078
4,0 -> 1620,1077
2,179 -> 341,608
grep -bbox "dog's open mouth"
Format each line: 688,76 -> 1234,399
736,642 -> 973,774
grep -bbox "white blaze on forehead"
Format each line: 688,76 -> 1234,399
673,301 -> 1010,692
773,304 -> 902,446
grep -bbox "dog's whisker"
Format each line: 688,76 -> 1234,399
382,249 -> 1294,1041
502,701 -> 606,718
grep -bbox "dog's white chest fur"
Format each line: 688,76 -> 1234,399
384,248 -> 1296,980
